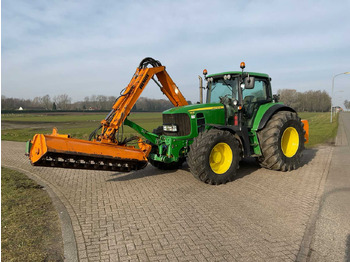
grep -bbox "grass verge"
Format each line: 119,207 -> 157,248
299,112 -> 339,148
1,167 -> 64,261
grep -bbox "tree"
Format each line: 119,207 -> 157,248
52,102 -> 57,110
42,95 -> 52,110
278,89 -> 299,109
53,94 -> 72,110
32,96 -> 43,107
344,100 -> 350,110
278,89 -> 331,112
107,96 -> 117,109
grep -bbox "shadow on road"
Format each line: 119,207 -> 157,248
107,148 -> 318,182
107,164 -> 180,182
345,234 -> 350,262
301,148 -> 318,167
108,158 -> 259,183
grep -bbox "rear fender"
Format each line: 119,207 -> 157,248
253,103 -> 296,131
253,103 -> 309,144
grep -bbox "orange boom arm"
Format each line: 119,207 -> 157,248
100,58 -> 188,142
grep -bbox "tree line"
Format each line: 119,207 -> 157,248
277,89 -> 331,112
1,94 -> 191,112
2,89 -> 340,113
1,94 -> 72,111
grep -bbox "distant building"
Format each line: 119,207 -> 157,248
333,106 -> 343,112
18,107 -> 24,110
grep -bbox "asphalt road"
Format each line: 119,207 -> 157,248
306,112 -> 350,262
1,127 -> 336,261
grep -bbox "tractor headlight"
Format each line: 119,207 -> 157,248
163,124 -> 178,132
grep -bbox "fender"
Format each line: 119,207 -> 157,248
207,124 -> 251,157
253,103 -> 296,131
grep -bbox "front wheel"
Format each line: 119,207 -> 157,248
187,129 -> 240,185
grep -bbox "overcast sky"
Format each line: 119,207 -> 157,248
2,0 -> 350,107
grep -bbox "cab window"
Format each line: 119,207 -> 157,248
242,79 -> 269,102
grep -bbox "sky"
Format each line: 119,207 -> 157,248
2,0 -> 350,107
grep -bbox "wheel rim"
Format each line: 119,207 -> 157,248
281,127 -> 299,157
209,142 -> 233,174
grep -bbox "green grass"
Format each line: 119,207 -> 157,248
299,112 -> 339,148
1,112 -> 162,142
1,167 -> 64,261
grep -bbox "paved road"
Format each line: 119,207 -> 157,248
2,137 -> 333,261
306,112 -> 350,262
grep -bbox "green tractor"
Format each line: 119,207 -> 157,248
149,62 -> 308,184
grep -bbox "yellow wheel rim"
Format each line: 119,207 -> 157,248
209,142 -> 233,174
281,127 -> 299,157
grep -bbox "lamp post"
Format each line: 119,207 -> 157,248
330,72 -> 350,123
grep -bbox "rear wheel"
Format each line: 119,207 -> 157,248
187,129 -> 240,185
258,111 -> 305,171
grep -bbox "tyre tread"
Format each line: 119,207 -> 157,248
258,111 -> 305,171
187,129 -> 240,185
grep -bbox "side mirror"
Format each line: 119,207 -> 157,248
244,76 -> 255,89
273,94 -> 280,102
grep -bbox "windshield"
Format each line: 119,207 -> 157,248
208,78 -> 238,103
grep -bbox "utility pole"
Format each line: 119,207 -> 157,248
331,72 -> 350,123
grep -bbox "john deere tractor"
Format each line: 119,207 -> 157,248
27,58 -> 308,185
148,62 -> 308,184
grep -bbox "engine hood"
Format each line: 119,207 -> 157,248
163,103 -> 226,127
163,103 -> 224,115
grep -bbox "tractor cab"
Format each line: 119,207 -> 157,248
203,64 -> 273,128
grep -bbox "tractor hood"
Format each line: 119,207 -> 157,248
163,103 -> 224,115
163,103 -> 226,128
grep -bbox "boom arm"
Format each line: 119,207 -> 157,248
100,58 -> 188,142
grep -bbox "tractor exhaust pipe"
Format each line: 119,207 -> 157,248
198,75 -> 203,104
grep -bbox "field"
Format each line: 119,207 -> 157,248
1,112 -> 163,142
1,111 -> 338,147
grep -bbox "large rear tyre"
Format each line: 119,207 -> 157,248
258,111 -> 305,171
148,126 -> 184,170
187,129 -> 240,185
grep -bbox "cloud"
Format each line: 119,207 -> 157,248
2,0 -> 350,106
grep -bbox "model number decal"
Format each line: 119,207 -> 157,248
139,74 -> 149,89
